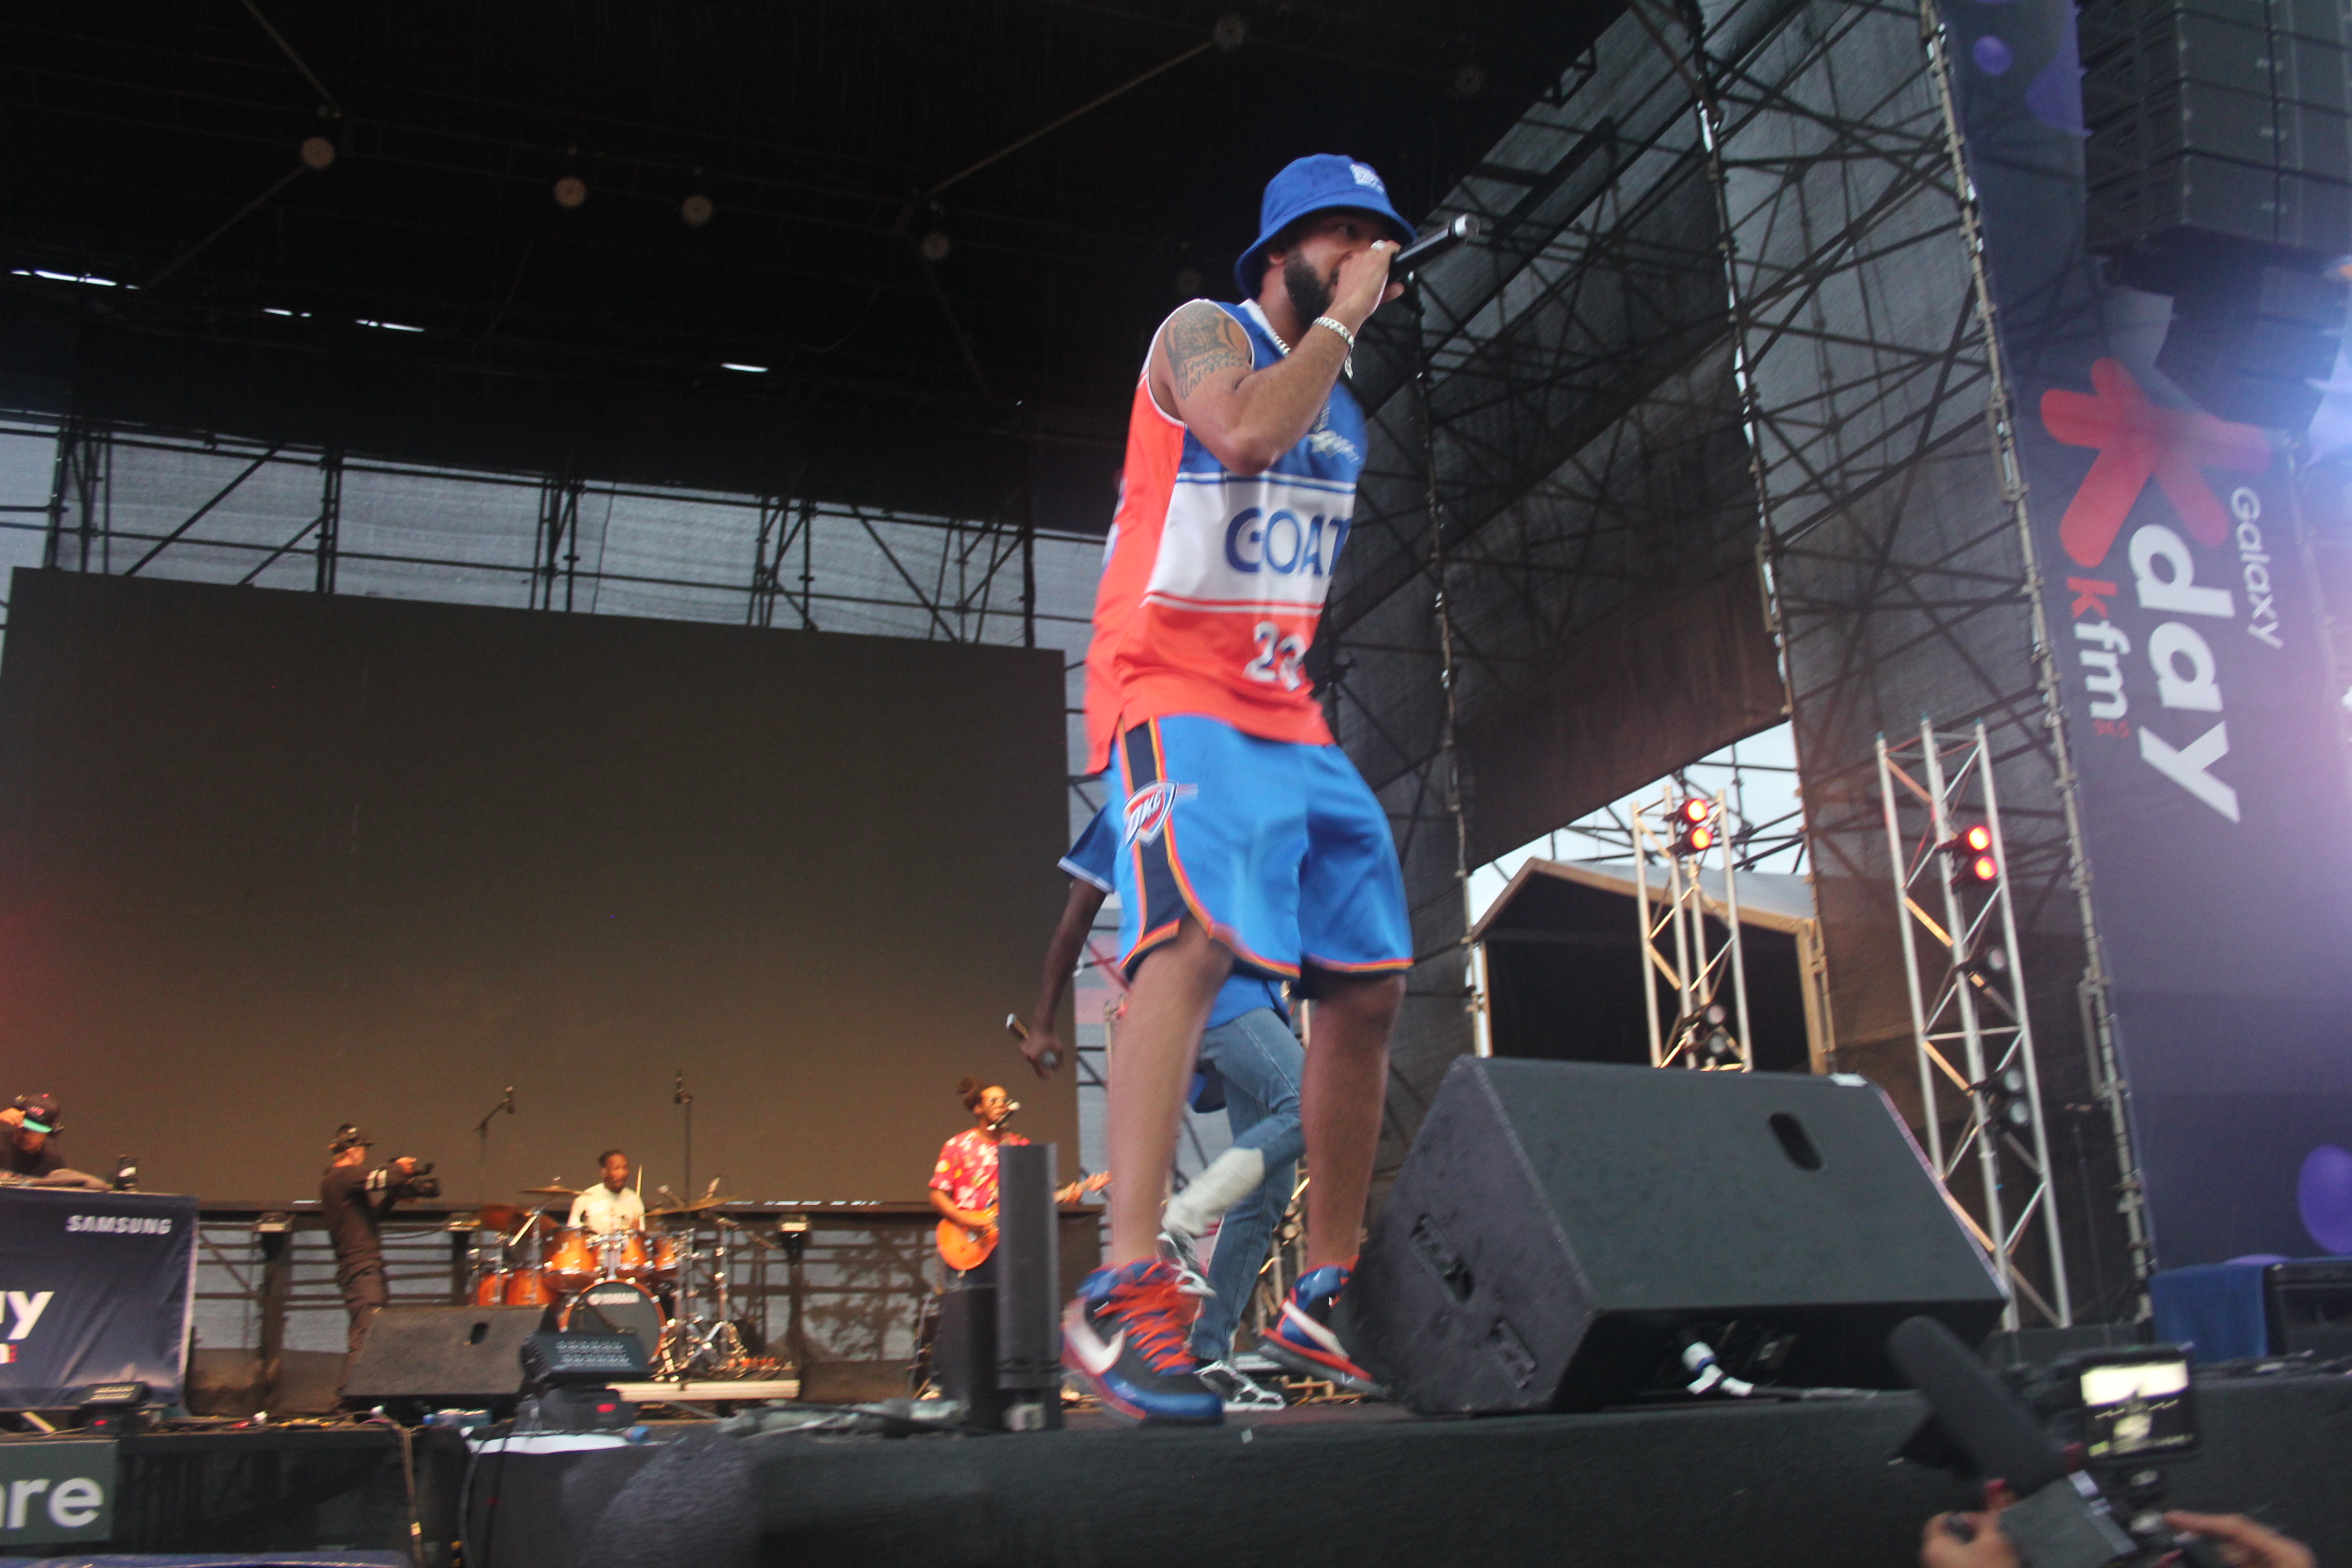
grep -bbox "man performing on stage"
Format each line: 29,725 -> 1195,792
1059,153 -> 1415,1424
319,1124 -> 423,1360
930,1080 -> 1030,1286
567,1149 -> 644,1234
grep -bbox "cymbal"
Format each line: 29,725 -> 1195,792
647,1194 -> 728,1215
519,1183 -> 581,1196
476,1203 -> 525,1231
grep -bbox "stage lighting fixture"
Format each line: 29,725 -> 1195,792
1942,822 -> 1999,883
553,176 -> 588,209
919,230 -> 953,263
681,193 -> 714,228
1959,941 -> 2010,989
299,136 -> 336,171
1669,797 -> 1714,858
1979,1064 -> 2034,1132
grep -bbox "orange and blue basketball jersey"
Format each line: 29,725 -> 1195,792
1082,299 -> 1367,774
1079,300 -> 1409,983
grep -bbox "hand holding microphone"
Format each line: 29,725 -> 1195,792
1007,1013 -> 1061,1077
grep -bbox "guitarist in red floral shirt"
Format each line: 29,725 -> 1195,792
930,1079 -> 1028,1283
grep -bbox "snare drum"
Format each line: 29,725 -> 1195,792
541,1226 -> 598,1293
558,1278 -> 667,1358
602,1228 -> 652,1282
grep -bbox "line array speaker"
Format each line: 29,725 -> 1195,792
2084,0 -> 2352,255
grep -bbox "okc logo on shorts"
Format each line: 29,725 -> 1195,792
1122,781 -> 1196,847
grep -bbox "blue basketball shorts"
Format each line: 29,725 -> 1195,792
1111,715 -> 1411,983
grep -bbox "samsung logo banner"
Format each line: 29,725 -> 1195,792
0,1190 -> 197,1407
65,1214 -> 174,1236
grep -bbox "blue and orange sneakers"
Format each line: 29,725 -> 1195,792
1062,1258 -> 1224,1425
1258,1262 -> 1381,1394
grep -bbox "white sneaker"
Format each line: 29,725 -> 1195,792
1156,1226 -> 1215,1297
1197,1358 -> 1287,1411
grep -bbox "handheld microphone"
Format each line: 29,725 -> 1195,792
1006,1013 -> 1060,1074
1394,213 -> 1480,272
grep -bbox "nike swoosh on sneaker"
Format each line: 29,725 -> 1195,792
1064,1310 -> 1125,1377
1279,1300 -> 1348,1354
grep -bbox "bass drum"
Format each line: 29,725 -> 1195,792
559,1278 -> 666,1360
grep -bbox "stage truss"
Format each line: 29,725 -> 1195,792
1878,721 -> 2071,1328
1630,789 -> 1757,1071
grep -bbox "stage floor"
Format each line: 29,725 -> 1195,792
463,1371 -> 2352,1568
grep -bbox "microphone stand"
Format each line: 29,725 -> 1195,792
472,1086 -> 516,1206
673,1072 -> 693,1210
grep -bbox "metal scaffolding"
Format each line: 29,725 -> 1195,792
1631,788 -> 1757,1071
1877,720 -> 2071,1329
1308,0 -> 2144,1317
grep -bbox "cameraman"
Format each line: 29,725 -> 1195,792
318,1124 -> 432,1362
1923,1488 -> 2313,1568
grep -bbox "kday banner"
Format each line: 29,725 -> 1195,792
0,1189 -> 195,1409
1939,0 -> 2352,1265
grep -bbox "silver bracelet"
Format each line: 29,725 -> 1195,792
1311,315 -> 1356,352
1311,315 -> 1356,376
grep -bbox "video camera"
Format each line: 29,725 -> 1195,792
394,1160 -> 442,1201
1890,1317 -> 2223,1568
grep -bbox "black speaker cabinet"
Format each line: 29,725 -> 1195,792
1354,1059 -> 2007,1414
342,1305 -> 546,1409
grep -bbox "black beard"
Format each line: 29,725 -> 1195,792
1282,249 -> 1335,327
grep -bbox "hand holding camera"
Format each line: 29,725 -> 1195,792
391,1158 -> 441,1200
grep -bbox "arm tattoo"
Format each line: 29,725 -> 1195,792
1166,304 -> 1250,400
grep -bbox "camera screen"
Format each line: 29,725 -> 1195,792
2079,1355 -> 2195,1459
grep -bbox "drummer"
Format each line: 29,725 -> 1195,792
566,1149 -> 645,1234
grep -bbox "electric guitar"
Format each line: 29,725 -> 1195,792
936,1171 -> 1109,1270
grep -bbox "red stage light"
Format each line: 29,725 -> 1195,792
1971,853 -> 1997,882
1678,798 -> 1710,826
1689,823 -> 1715,852
1963,823 -> 1992,853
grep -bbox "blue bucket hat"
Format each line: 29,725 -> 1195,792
1235,154 -> 1416,297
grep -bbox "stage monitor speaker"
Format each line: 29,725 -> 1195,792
342,1305 -> 544,1410
1353,1060 -> 2008,1414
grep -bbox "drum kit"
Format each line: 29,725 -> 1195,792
467,1183 -> 754,1377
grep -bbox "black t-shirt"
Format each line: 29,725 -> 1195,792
0,1131 -> 64,1179
319,1162 -> 400,1266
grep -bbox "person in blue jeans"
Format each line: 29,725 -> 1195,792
1019,803 -> 1304,1411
